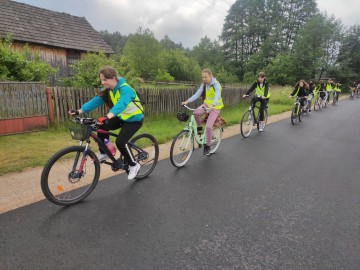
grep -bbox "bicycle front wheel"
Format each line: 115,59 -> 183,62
170,130 -> 194,167
291,106 -> 300,125
209,126 -> 223,154
41,146 -> 100,206
314,98 -> 320,111
240,110 -> 254,138
130,133 -> 159,179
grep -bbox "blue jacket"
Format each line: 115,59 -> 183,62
80,77 -> 144,122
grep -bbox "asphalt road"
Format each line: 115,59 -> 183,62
1,99 -> 360,270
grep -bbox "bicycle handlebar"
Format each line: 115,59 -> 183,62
72,116 -> 96,126
182,104 -> 210,112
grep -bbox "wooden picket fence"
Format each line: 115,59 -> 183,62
0,82 -> 47,118
0,83 -> 247,125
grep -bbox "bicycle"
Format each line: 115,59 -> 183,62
313,91 -> 322,111
240,95 -> 269,138
350,91 -> 355,100
332,91 -> 339,105
290,96 -> 307,125
41,117 -> 159,206
170,105 -> 223,168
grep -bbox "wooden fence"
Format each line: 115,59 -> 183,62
0,83 -> 247,127
0,82 -> 48,135
0,82 -> 47,118
50,86 -> 247,122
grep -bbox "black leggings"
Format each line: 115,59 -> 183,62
98,117 -> 143,166
253,97 -> 268,121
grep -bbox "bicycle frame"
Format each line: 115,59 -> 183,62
182,106 -> 208,146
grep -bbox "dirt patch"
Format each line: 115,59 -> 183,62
0,109 -> 301,214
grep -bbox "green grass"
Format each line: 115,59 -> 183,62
0,86 -> 294,176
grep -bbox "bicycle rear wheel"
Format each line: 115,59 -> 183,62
41,146 -> 100,206
170,130 -> 194,167
130,133 -> 159,179
209,126 -> 223,154
240,110 -> 254,138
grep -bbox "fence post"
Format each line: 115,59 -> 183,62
46,87 -> 55,124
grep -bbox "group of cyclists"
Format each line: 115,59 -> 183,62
68,66 -> 351,180
289,78 -> 343,112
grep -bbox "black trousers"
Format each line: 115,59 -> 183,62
98,117 -> 143,166
253,97 -> 268,121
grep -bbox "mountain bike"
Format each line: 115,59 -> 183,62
290,96 -> 307,125
170,105 -> 223,168
240,95 -> 269,138
41,117 -> 159,206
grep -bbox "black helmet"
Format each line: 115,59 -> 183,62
177,111 -> 189,122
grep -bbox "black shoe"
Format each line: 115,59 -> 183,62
203,145 -> 211,156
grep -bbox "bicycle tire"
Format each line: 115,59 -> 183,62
314,98 -> 320,111
209,126 -> 223,154
41,146 -> 100,206
240,110 -> 254,138
170,130 -> 194,167
291,106 -> 299,125
130,133 -> 159,179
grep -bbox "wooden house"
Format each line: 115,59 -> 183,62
0,0 -> 114,85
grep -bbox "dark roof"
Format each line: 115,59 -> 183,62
0,0 -> 114,54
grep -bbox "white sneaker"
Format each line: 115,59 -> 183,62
259,123 -> 265,132
128,162 -> 141,180
97,152 -> 110,162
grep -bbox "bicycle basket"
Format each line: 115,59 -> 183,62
177,111 -> 189,122
69,123 -> 88,140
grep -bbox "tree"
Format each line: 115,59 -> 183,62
99,30 -> 128,53
0,36 -> 53,83
336,24 -> 360,83
62,52 -> 122,88
191,37 -> 224,69
121,28 -> 165,80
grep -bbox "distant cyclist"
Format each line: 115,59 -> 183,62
289,79 -> 308,108
326,79 -> 335,103
181,69 -> 224,156
334,82 -> 341,101
242,71 -> 270,132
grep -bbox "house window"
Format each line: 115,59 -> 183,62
67,51 -> 81,77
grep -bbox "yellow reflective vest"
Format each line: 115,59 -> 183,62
109,82 -> 143,120
204,81 -> 224,110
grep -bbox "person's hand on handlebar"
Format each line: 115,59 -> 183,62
181,100 -> 188,106
68,109 -> 82,116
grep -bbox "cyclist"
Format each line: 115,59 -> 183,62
181,69 -> 224,156
68,66 -> 144,180
350,82 -> 357,98
289,79 -> 308,108
318,80 -> 327,103
357,81 -> 360,96
334,82 -> 341,101
307,79 -> 316,112
242,71 -> 270,132
326,79 -> 335,103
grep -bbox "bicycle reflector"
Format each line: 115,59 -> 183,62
177,111 -> 189,122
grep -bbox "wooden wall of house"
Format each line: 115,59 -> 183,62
11,42 -> 69,85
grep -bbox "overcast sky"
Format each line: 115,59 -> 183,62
13,0 -> 360,48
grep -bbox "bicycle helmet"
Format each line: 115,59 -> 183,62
177,111 -> 189,122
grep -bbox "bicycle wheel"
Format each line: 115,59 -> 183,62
209,126 -> 223,154
130,133 -> 159,179
240,110 -> 254,138
170,130 -> 194,167
314,98 -> 320,111
291,106 -> 300,125
41,146 -> 100,206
